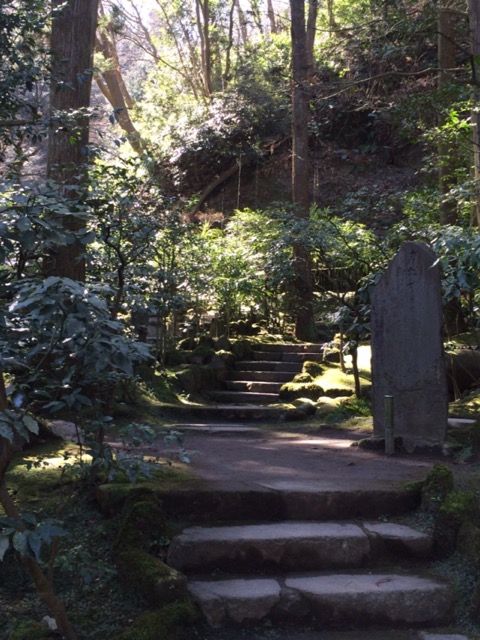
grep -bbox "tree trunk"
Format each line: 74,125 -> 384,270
95,30 -> 144,155
196,0 -> 213,96
45,0 -> 99,281
290,0 -> 317,342
469,0 -> 480,227
437,4 -> 458,225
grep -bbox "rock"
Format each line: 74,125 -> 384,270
117,549 -> 188,606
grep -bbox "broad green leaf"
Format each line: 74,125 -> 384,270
0,536 -> 10,561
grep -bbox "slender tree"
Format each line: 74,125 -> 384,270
45,0 -> 99,281
290,0 -> 317,342
437,2 -> 458,225
469,0 -> 480,226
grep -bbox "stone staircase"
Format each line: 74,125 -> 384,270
166,485 -> 460,636
210,342 -> 325,405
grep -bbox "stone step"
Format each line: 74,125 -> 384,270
209,390 -> 280,404
256,343 -> 325,354
187,572 -> 453,629
168,521 -> 432,573
151,484 -> 421,524
253,351 -> 323,363
225,380 -> 283,394
227,370 -> 294,383
234,361 -> 303,373
197,629 -> 470,640
161,403 -> 286,422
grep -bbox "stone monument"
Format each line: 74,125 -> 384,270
371,242 -> 448,450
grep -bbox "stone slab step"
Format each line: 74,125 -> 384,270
168,521 -> 432,573
227,370 -> 294,383
209,391 -> 279,404
197,630 -> 470,640
225,381 -> 283,394
253,351 -> 323,363
147,484 -> 421,524
234,361 -> 303,373
188,572 -> 453,629
256,343 -> 325,354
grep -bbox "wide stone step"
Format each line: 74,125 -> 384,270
153,484 -> 421,524
198,629 -> 470,640
188,572 -> 453,629
227,370 -> 294,383
209,390 -> 279,404
225,380 -> 283,394
234,361 -> 303,373
256,343 -> 325,354
168,521 -> 432,573
253,351 -> 323,363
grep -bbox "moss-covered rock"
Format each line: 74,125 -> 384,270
279,382 -> 324,402
282,400 -> 317,421
164,350 -> 188,367
177,337 -> 197,351
117,549 -> 188,606
198,335 -> 215,349
434,490 -> 480,556
303,360 -> 324,377
215,335 -> 232,351
230,339 -> 254,360
8,620 -> 52,640
421,463 -> 454,514
174,364 -> 217,393
119,600 -> 198,640
113,492 -> 167,555
292,372 -> 313,384
190,345 -> 215,364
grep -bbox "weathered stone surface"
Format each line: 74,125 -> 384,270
285,573 -> 453,627
419,634 -> 470,640
364,522 -> 433,557
188,578 -> 281,627
371,242 -> 448,449
188,573 -> 453,629
168,522 -> 370,572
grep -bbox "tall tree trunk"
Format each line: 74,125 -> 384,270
290,0 -> 317,342
95,30 -> 144,155
437,3 -> 458,225
46,0 -> 99,281
267,0 -> 278,34
469,0 -> 480,227
196,0 -> 213,96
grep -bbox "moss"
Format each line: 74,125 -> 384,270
230,339 -> 254,360
8,620 -> 52,640
177,337 -> 197,351
292,372 -> 313,383
174,364 -> 217,393
279,381 -> 324,402
198,335 -> 215,348
190,345 -> 216,364
119,600 -> 198,640
116,549 -> 188,606
113,493 -> 167,555
303,360 -> 324,377
421,463 -> 455,514
283,399 -> 317,421
457,522 -> 480,567
434,490 -> 480,556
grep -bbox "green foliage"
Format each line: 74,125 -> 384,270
1,276 -> 150,417
0,513 -> 66,563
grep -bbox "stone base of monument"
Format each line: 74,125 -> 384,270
352,436 -> 447,456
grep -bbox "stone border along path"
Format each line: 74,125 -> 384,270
157,424 -> 476,639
